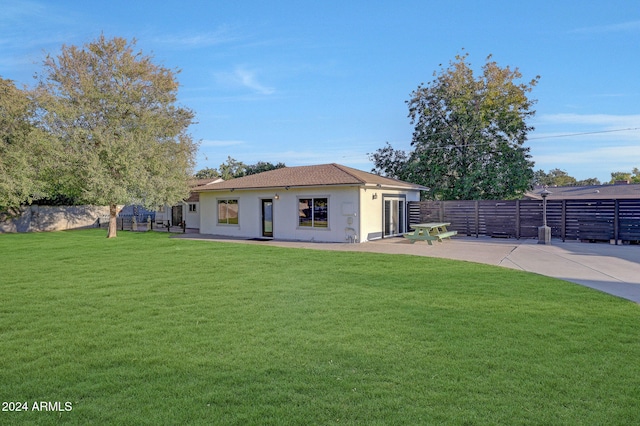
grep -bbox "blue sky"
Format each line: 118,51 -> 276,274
1,0 -> 639,183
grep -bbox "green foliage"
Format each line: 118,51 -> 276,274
576,177 -> 603,186
0,78 -> 50,212
193,167 -> 220,179
368,142 -> 409,180
217,156 -> 247,179
533,168 -> 602,187
610,168 -> 640,184
409,54 -> 539,199
32,35 -> 197,236
196,159 -> 286,180
374,53 -> 539,200
2,230 -> 640,424
533,168 -> 577,186
533,168 -> 640,187
244,160 -> 286,176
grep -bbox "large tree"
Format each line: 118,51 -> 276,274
0,77 -> 53,213
392,53 -> 539,200
33,35 -> 198,237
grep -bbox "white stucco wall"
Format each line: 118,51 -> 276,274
184,202 -> 200,228
359,188 -> 383,241
358,187 -> 421,241
200,187 -> 366,242
199,185 -> 421,243
155,202 -> 200,228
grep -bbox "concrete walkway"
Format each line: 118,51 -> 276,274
172,233 -> 640,304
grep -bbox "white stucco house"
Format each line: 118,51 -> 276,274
196,163 -> 426,243
155,177 -> 223,228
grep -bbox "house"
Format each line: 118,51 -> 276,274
196,163 -> 426,243
155,178 -> 224,228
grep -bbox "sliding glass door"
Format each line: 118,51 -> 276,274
383,196 -> 406,237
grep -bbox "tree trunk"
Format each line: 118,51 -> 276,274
107,204 -> 118,238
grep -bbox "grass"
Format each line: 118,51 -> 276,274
1,229 -> 639,425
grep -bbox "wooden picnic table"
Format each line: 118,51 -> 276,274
403,222 -> 458,245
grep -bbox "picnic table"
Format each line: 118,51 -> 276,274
403,222 -> 458,245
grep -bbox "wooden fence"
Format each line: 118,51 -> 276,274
408,199 -> 640,243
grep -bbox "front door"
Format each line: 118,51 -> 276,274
262,199 -> 273,238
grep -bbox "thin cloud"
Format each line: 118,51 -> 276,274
0,0 -> 78,48
246,147 -> 372,167
200,140 -> 245,148
535,145 -> 640,165
215,66 -> 275,95
529,113 -> 640,179
537,113 -> 640,129
234,67 -> 275,95
570,20 -> 640,34
0,0 -> 48,23
153,26 -> 241,49
532,144 -> 640,181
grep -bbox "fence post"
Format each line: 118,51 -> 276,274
562,200 -> 567,242
475,200 -> 479,238
614,200 -> 619,245
515,200 -> 520,239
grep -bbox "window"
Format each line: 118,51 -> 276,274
189,203 -> 197,213
299,198 -> 328,228
218,199 -> 238,224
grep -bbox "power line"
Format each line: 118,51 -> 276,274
528,127 -> 640,140
362,127 -> 640,157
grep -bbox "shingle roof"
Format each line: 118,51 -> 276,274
190,178 -> 224,188
525,183 -> 640,200
195,163 -> 426,192
185,178 -> 224,202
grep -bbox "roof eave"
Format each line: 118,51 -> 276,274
364,184 -> 428,191
195,183 -> 357,193
196,182 -> 426,193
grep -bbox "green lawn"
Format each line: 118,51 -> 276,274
1,229 -> 639,425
